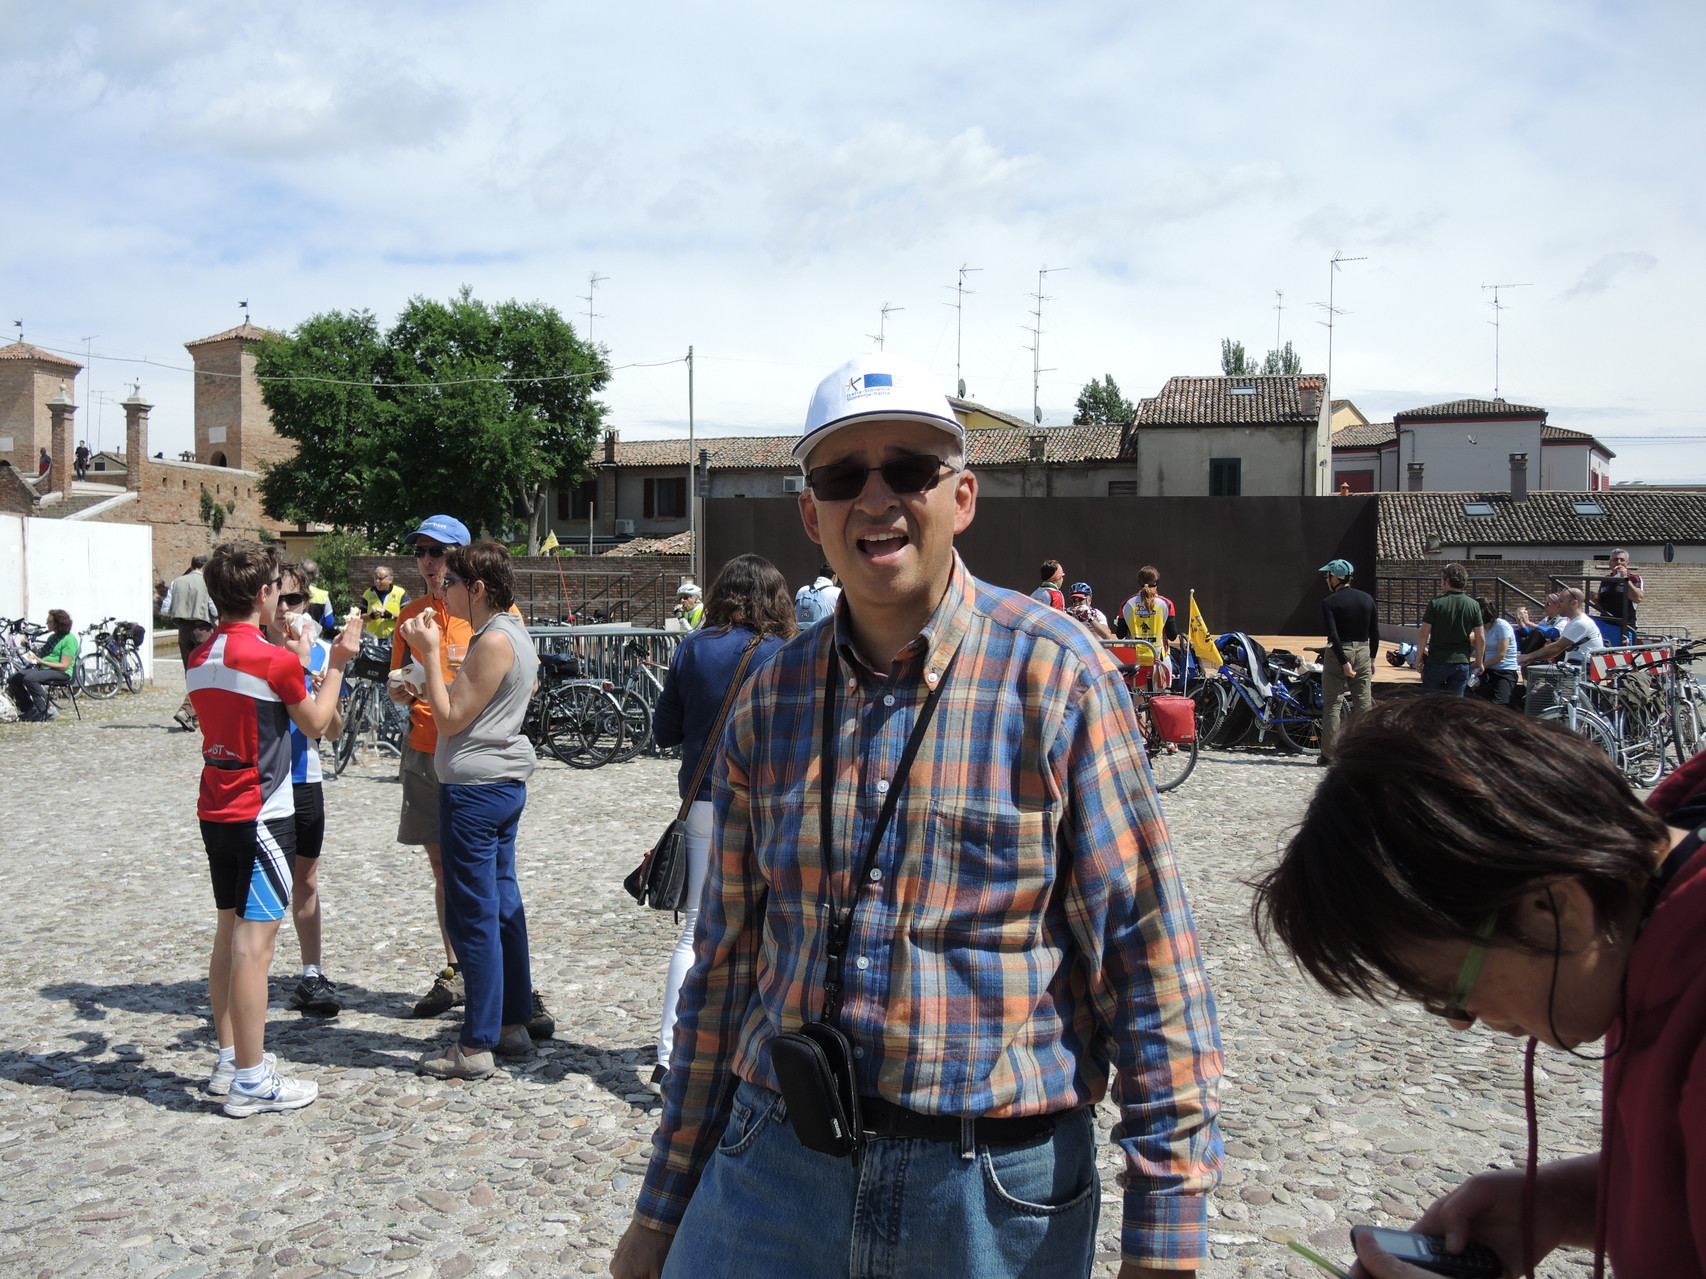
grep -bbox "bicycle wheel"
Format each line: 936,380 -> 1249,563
1672,688 -> 1706,769
1273,691 -> 1323,755
120,646 -> 144,692
1535,704 -> 1618,763
1141,707 -> 1198,792
1187,678 -> 1228,747
77,652 -> 121,700
548,685 -> 622,769
333,684 -> 367,777
607,689 -> 653,764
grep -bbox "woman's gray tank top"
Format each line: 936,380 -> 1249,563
435,611 -> 538,785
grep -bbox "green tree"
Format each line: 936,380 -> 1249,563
1261,341 -> 1302,375
257,288 -> 610,551
309,530 -> 373,612
1072,374 -> 1136,425
1220,338 -> 1258,376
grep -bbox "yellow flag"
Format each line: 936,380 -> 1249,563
1188,591 -> 1221,668
540,530 -> 560,554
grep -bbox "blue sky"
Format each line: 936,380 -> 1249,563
3,0 -> 1702,480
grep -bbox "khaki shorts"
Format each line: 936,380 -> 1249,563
397,744 -> 441,846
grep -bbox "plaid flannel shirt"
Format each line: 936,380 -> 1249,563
636,555 -> 1223,1268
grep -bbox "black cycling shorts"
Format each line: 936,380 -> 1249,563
292,782 -> 325,860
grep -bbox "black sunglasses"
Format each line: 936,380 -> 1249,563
278,592 -> 309,607
413,545 -> 447,559
805,454 -> 958,502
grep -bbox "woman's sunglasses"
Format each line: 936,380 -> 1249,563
413,545 -> 448,559
805,455 -> 958,502
277,592 -> 309,607
1418,914 -> 1498,1024
442,573 -> 471,589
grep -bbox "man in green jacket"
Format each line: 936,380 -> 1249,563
1414,563 -> 1485,697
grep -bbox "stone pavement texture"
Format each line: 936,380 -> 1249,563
0,672 -> 1601,1277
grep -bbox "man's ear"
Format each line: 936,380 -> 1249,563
951,468 -> 977,535
800,491 -> 824,547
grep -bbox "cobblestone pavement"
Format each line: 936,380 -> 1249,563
0,672 -> 1600,1278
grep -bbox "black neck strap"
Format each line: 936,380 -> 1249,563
816,642 -> 954,1025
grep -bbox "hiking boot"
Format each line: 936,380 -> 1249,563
172,710 -> 197,732
288,974 -> 341,1017
525,991 -> 555,1040
206,1051 -> 276,1097
418,1042 -> 495,1080
496,1025 -> 534,1057
223,1070 -> 318,1117
412,965 -> 464,1018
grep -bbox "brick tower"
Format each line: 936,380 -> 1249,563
183,322 -> 288,470
0,341 -> 83,475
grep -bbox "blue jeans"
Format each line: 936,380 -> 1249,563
439,781 -> 532,1050
664,1080 -> 1099,1279
1421,662 -> 1470,696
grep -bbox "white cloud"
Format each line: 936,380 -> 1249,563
1565,252 -> 1658,299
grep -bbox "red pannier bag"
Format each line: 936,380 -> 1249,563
1148,694 -> 1196,744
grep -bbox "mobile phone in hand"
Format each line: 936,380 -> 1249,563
1350,1226 -> 1501,1277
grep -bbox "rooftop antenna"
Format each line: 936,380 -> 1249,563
80,333 -> 98,413
1313,250 -> 1366,415
1480,281 -> 1532,400
581,273 -> 609,343
1025,265 -> 1067,424
1273,290 -> 1285,348
868,301 -> 904,351
239,300 -> 250,325
943,264 -> 981,397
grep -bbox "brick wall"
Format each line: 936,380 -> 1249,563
87,455 -> 277,591
0,463 -> 36,515
1378,557 -> 1706,638
0,360 -> 79,472
349,553 -> 692,628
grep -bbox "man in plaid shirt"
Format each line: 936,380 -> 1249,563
613,353 -> 1223,1279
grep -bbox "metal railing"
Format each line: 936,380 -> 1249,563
1376,576 -> 1547,628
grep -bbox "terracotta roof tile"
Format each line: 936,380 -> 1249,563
602,424 -> 1128,470
1394,397 -> 1545,421
0,340 -> 82,370
1377,490 -> 1706,558
1331,421 -> 1396,449
184,322 -> 279,349
1134,374 -> 1327,426
598,531 -> 692,556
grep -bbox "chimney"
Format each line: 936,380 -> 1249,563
1028,433 -> 1047,463
1509,451 -> 1529,501
123,384 -> 153,494
603,429 -> 618,464
1406,461 -> 1425,492
46,382 -> 76,497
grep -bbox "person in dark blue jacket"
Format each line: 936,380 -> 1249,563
648,554 -> 796,1092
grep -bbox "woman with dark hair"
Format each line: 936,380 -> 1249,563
8,609 -> 78,721
1473,595 -> 1519,706
397,542 -> 540,1080
646,553 -> 795,1092
1252,697 -> 1706,1278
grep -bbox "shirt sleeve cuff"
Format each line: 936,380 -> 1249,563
632,1169 -> 694,1237
1122,1188 -> 1209,1270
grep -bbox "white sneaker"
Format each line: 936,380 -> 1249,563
206,1051 -> 276,1096
223,1070 -> 317,1117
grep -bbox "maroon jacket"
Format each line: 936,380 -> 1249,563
1599,755 -> 1706,1273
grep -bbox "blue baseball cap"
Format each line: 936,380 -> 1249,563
405,515 -> 471,546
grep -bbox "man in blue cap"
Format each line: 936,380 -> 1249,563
1318,558 -> 1379,763
388,514 -> 552,1039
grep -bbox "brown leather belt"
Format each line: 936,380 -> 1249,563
857,1096 -> 1066,1146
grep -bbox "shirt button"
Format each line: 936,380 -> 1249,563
853,1045 -> 864,1059
875,779 -> 889,794
883,694 -> 895,707
868,868 -> 882,882
855,956 -> 870,970
925,670 -> 938,684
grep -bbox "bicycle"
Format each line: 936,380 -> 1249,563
1193,633 -> 1323,755
83,618 -> 147,695
73,622 -> 125,701
525,652 -> 625,769
332,641 -> 410,777
1103,639 -> 1200,792
1524,663 -> 1620,766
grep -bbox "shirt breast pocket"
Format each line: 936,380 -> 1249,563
911,801 -> 1055,946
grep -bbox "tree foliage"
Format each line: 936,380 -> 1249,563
1072,374 -> 1136,425
257,289 -> 610,550
1222,336 -> 1304,376
1220,338 -> 1258,376
1261,340 -> 1302,375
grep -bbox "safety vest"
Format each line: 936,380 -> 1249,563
679,602 -> 704,631
1120,594 -> 1172,662
362,585 -> 407,639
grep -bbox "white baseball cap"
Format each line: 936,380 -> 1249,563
794,353 -> 964,467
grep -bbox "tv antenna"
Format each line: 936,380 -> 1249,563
1481,281 -> 1532,399
1273,290 -> 1285,348
1313,251 -> 1366,419
80,333 -> 99,416
868,301 -> 903,351
581,273 -> 609,342
1025,265 -> 1067,424
943,264 -> 981,397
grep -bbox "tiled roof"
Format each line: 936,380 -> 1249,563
1332,421 -> 1396,449
1394,397 -> 1545,421
0,340 -> 82,369
184,322 -> 278,348
598,531 -> 693,556
1541,425 -> 1615,457
601,424 -> 1128,470
1378,490 -> 1706,558
949,396 -> 1034,431
1134,374 -> 1326,426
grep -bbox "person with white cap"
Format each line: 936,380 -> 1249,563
673,583 -> 703,631
1316,558 -> 1379,765
613,353 -> 1223,1279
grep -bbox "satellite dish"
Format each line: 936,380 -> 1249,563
1033,406 -> 1043,424
958,378 -> 966,398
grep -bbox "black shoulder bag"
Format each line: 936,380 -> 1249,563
624,635 -> 763,912
769,645 -> 953,1159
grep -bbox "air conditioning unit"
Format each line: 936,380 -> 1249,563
781,475 -> 806,494
614,519 -> 636,535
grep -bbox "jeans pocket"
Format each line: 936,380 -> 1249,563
980,1114 -> 1098,1216
715,1086 -> 780,1158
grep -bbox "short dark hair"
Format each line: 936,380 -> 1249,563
46,608 -> 72,633
1442,562 -> 1467,589
1474,594 -> 1499,627
278,561 -> 306,592
1039,559 -> 1062,582
1250,697 -> 1668,1005
444,541 -> 515,611
205,540 -> 281,618
190,555 -> 207,571
704,554 -> 797,639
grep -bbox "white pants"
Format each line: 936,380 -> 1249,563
655,799 -> 714,1070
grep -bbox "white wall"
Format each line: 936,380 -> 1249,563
0,515 -> 155,678
1410,420 -> 1544,491
1132,425 -> 1311,496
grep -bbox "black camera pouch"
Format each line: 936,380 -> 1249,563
769,1021 -> 862,1159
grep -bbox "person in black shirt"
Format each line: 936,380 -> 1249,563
1595,548 -> 1645,645
1317,558 -> 1380,764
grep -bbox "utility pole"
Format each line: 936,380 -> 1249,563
868,302 -> 903,351
1313,253 -> 1365,495
1480,282 -> 1532,400
943,265 -> 981,397
1025,266 -> 1067,425
686,346 -> 697,586
581,273 -> 608,343
1273,291 -> 1284,349
80,333 -> 98,425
